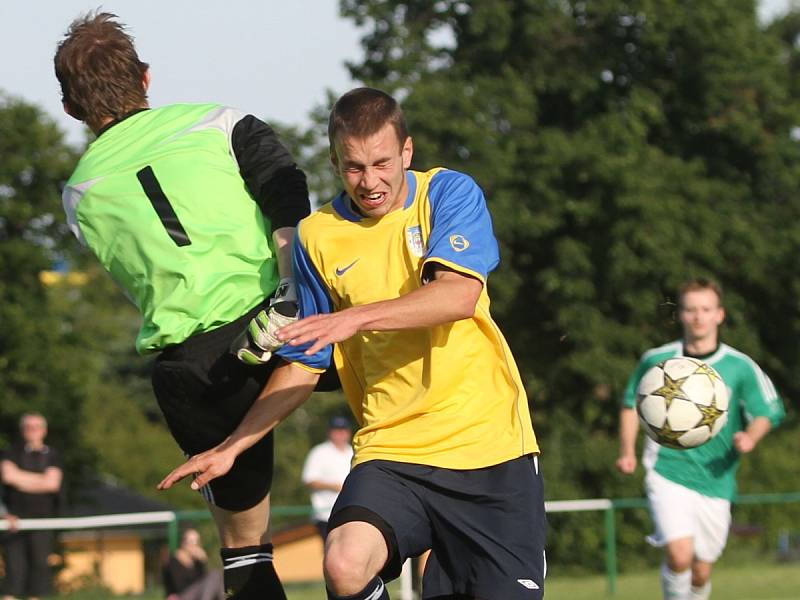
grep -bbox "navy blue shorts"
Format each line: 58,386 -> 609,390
327,455 -> 547,599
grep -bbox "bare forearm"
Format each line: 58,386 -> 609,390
344,273 -> 482,332
744,416 -> 772,447
272,226 -> 295,280
222,362 -> 319,457
4,468 -> 62,494
619,408 -> 639,456
279,269 -> 484,355
158,361 -> 320,491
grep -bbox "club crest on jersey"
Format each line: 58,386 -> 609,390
406,225 -> 425,257
449,234 -> 470,252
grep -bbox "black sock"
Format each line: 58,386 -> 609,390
220,543 -> 286,600
327,575 -> 389,600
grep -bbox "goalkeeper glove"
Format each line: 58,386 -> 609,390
231,278 -> 298,365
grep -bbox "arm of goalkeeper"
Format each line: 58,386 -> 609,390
231,278 -> 298,365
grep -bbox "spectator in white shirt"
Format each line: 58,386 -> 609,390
301,416 -> 354,539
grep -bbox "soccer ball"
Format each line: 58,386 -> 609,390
636,357 -> 729,449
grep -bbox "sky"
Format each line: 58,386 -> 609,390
0,1 -> 795,149
0,1 -> 362,147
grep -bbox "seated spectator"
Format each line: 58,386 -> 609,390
164,528 -> 223,600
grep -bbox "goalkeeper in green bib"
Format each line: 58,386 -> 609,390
616,278 -> 785,600
54,12 -> 325,599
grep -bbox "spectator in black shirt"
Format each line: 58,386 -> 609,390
1,413 -> 63,600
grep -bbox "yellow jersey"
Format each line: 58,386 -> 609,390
294,168 -> 538,469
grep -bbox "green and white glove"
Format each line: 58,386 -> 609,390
231,278 -> 298,365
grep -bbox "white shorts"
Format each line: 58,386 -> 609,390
644,469 -> 731,562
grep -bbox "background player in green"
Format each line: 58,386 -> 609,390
616,278 -> 785,600
54,12 -> 323,599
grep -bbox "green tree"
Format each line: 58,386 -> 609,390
337,0 -> 800,569
0,95 -> 201,509
0,94 -> 95,492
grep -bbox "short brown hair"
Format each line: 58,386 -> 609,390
54,12 -> 149,131
678,277 -> 724,308
328,87 -> 409,150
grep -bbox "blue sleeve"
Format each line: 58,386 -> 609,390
274,233 -> 334,370
423,170 -> 500,282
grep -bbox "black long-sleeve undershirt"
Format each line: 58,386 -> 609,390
231,114 -> 311,231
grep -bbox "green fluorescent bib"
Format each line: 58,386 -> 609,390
64,104 -> 278,352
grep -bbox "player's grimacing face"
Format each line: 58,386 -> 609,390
332,123 -> 413,219
679,289 -> 725,342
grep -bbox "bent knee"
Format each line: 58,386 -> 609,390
666,553 -> 693,572
666,539 -> 694,572
324,540 -> 380,594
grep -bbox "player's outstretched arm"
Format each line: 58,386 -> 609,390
616,407 -> 640,474
277,268 -> 483,356
158,361 -> 320,491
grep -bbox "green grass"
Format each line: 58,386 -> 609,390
57,561 -> 800,599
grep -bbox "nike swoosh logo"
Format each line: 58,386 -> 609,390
335,259 -> 359,276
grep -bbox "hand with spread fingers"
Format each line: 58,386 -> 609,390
277,309 -> 362,356
158,444 -> 238,492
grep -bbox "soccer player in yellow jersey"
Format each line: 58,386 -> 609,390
277,88 -> 546,600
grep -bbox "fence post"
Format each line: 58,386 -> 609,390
604,505 -> 618,596
167,514 -> 179,553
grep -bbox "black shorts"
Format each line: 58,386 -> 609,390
327,455 -> 547,600
151,303 -> 278,512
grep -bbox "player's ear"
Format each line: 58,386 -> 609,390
142,68 -> 152,92
717,307 -> 726,325
330,149 -> 339,170
401,136 -> 413,169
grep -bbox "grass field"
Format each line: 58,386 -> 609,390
58,560 -> 799,599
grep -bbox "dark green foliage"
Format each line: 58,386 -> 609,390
0,95 -> 200,509
334,0 -> 800,570
0,94 -> 96,496
3,0 -> 800,574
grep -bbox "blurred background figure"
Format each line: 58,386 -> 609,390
0,495 -> 20,533
1,413 -> 63,600
163,527 -> 223,600
301,416 -> 354,540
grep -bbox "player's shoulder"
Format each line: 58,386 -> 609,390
152,102 -> 228,115
714,343 -> 765,373
640,340 -> 682,364
137,104 -> 246,134
417,168 -> 486,214
424,167 -> 480,194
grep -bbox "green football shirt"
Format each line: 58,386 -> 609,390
63,104 -> 280,353
622,341 -> 785,500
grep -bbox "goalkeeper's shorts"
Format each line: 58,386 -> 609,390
151,302 -> 279,512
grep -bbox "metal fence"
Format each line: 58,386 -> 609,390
2,492 -> 799,597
